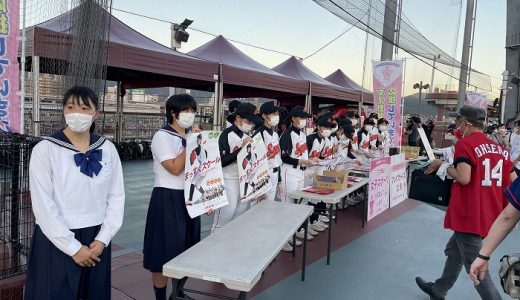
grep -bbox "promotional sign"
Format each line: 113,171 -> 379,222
367,156 -> 391,221
184,131 -> 228,218
372,60 -> 404,147
466,92 -> 488,112
417,127 -> 435,161
0,0 -> 20,132
389,154 -> 407,208
238,133 -> 270,202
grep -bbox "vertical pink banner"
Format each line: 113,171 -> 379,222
0,0 -> 20,133
367,156 -> 391,221
372,60 -> 404,147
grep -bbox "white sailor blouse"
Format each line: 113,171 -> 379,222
29,130 -> 125,257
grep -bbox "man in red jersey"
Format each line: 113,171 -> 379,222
416,105 -> 512,300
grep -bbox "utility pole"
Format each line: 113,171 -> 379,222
380,0 -> 398,60
430,54 -> 440,93
456,0 -> 476,110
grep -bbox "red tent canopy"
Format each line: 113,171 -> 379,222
22,5 -> 218,90
325,69 -> 373,105
272,56 -> 359,103
187,35 -> 308,98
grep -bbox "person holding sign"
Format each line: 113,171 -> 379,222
415,105 -> 512,300
256,101 -> 283,202
143,94 -> 204,300
213,103 -> 262,231
279,106 -> 316,241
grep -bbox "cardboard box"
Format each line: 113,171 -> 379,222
315,171 -> 349,190
402,146 -> 420,160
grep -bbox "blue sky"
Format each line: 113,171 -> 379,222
108,0 -> 505,97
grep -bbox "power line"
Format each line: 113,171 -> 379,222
111,7 -> 299,58
303,9 -> 369,60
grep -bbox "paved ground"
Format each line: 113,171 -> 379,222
111,160 -> 520,299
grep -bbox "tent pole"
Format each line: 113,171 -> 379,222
20,0 -> 27,134
32,55 -> 40,137
213,63 -> 223,131
116,81 -> 122,142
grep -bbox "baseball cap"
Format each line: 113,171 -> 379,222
235,103 -> 262,124
316,116 -> 333,128
449,104 -> 486,124
288,106 -> 312,118
228,100 -> 241,113
259,101 -> 282,115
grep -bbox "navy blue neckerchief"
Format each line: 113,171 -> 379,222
44,130 -> 106,178
159,125 -> 187,147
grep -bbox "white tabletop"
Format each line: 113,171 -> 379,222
289,178 -> 370,204
162,200 -> 313,292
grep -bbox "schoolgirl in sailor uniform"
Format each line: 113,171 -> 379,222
143,94 -> 202,300
25,86 -> 125,300
358,118 -> 376,152
212,102 -> 261,232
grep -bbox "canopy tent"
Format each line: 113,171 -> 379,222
272,56 -> 359,105
325,69 -> 373,105
22,5 -> 218,90
187,35 -> 308,98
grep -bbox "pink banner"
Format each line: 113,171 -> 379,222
0,0 -> 20,132
372,60 -> 404,147
367,156 -> 391,221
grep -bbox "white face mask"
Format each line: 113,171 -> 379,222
177,112 -> 195,129
379,125 -> 387,132
240,121 -> 253,133
331,125 -> 338,133
298,119 -> 307,129
364,125 -> 373,132
339,134 -> 347,141
321,129 -> 332,138
65,113 -> 94,133
268,115 -> 279,127
351,119 -> 358,126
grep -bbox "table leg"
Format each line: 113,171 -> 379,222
362,184 -> 367,228
238,291 -> 247,300
334,203 -> 338,224
327,204 -> 333,265
171,278 -> 180,300
292,233 -> 296,258
301,218 -> 308,282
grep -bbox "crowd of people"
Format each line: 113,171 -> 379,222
24,85 -> 520,300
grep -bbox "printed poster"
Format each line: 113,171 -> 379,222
0,0 -> 20,132
372,60 -> 404,147
184,131 -> 228,218
367,156 -> 391,221
238,133 -> 270,202
389,154 -> 407,208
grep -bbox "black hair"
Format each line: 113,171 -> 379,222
197,134 -> 202,139
515,120 -> 520,126
377,118 -> 388,125
62,86 -> 99,133
343,124 -> 355,139
363,118 -> 375,125
165,94 -> 197,124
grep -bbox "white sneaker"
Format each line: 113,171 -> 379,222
307,226 -> 319,236
316,220 -> 328,229
296,229 -> 314,240
319,215 -> 330,223
312,221 -> 326,232
282,243 -> 293,252
288,239 -> 302,247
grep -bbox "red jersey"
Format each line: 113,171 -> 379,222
445,132 -> 512,237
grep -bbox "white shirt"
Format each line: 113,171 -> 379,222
151,128 -> 185,189
510,132 -> 520,168
29,133 -> 125,257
